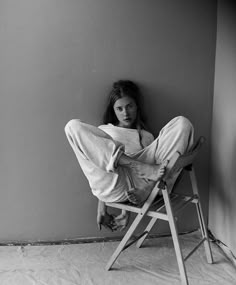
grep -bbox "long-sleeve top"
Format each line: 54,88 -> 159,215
98,124 -> 154,155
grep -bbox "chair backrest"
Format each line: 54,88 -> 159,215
163,136 -> 205,181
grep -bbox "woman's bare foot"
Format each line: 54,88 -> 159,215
118,153 -> 168,181
129,160 -> 168,181
125,188 -> 142,206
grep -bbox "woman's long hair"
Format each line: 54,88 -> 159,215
103,80 -> 147,130
103,80 -> 148,148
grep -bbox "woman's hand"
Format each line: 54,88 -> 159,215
112,210 -> 130,231
97,199 -> 115,231
97,211 -> 115,232
97,200 -> 130,232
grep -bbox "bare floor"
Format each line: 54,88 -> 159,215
0,231 -> 235,285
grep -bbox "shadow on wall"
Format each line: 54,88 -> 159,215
210,112 -> 236,231
140,83 -> 202,138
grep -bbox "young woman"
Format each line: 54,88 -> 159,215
65,80 -> 194,231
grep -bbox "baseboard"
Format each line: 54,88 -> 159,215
0,229 -> 196,247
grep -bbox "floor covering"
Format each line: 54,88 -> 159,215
0,231 -> 235,285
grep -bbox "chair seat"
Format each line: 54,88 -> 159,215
106,193 -> 199,220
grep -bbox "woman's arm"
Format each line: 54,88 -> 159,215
97,199 -> 115,231
97,199 -> 131,232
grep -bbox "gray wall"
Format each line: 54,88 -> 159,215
0,0 -> 216,242
209,0 -> 236,256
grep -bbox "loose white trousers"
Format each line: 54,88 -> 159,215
65,116 -> 194,203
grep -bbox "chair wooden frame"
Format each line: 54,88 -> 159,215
105,137 -> 213,285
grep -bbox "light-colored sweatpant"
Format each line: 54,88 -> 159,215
64,116 -> 194,203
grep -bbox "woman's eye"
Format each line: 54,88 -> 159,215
128,104 -> 134,110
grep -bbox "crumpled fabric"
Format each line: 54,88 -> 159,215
0,231 -> 235,285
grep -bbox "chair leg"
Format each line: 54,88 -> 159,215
105,212 -> 145,271
136,217 -> 158,248
163,189 -> 189,285
189,169 -> 213,264
106,186 -> 161,270
196,202 -> 213,263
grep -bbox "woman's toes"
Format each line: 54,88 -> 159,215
126,189 -> 140,205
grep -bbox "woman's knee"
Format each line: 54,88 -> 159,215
175,116 -> 193,133
65,119 -> 84,134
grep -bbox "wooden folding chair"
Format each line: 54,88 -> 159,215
105,137 -> 213,285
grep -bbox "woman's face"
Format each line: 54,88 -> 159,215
113,96 -> 137,128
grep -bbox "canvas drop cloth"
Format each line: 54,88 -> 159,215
0,231 -> 235,285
